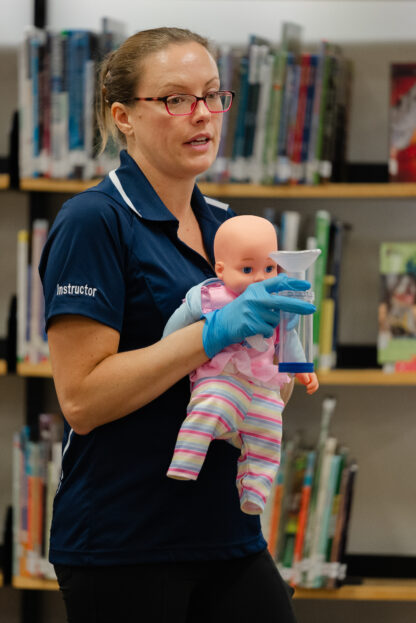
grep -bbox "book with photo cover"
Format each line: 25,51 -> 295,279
389,63 -> 416,182
378,242 -> 416,367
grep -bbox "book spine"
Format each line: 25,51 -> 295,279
250,51 -> 273,184
230,56 -> 249,182
17,230 -> 29,362
276,52 -> 296,184
289,53 -> 310,184
306,41 -> 329,185
279,211 -> 301,251
292,450 -> 316,585
262,51 -> 286,184
304,436 -> 337,587
312,210 -> 331,365
312,452 -> 342,587
28,219 -> 49,363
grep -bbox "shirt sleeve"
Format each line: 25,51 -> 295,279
39,193 -> 127,332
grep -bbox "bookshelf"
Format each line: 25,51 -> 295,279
19,178 -> 416,199
0,174 -> 9,190
10,574 -> 416,601
14,362 -> 416,385
13,576 -> 59,591
17,361 -> 52,378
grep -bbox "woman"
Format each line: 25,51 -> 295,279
40,27 -> 314,623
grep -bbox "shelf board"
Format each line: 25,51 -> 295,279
0,174 -> 9,190
20,177 -> 101,193
12,363 -> 416,384
294,579 -> 416,601
17,360 -> 52,377
11,575 -> 416,600
316,369 -> 416,385
13,575 -> 58,591
19,178 -> 416,199
0,359 -> 7,375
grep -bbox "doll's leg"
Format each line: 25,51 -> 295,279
167,375 -> 252,480
237,386 -> 284,514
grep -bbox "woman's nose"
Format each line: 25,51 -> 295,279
192,99 -> 211,121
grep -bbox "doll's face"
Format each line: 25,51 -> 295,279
215,217 -> 277,294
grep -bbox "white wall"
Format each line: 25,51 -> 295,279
45,1 -> 416,46
2,1 -> 416,46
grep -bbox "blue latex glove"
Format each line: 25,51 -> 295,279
202,274 -> 315,358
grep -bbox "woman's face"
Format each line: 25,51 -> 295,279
125,42 -> 223,182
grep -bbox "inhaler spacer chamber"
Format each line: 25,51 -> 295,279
269,249 -> 321,374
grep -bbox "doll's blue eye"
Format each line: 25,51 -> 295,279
242,267 -> 252,274
265,265 -> 274,273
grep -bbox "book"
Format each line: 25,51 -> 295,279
13,415 -> 63,579
389,63 -> 416,182
289,52 -> 310,184
250,50 -> 274,183
378,242 -> 416,367
291,450 -> 316,585
301,396 -> 336,584
326,460 -> 358,588
312,210 -> 331,365
230,55 -> 250,182
305,41 -> 331,185
262,49 -> 287,184
17,230 -> 29,362
304,436 -> 338,587
279,211 -> 301,251
28,219 -> 49,363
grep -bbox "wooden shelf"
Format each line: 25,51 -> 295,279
13,575 -> 58,591
17,361 -> 52,377
316,369 -> 416,385
11,575 -> 416,600
19,178 -> 416,199
0,174 -> 9,190
11,363 -> 416,385
0,359 -> 7,376
294,579 -> 416,601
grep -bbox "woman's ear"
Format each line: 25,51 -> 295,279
111,102 -> 134,138
215,261 -> 224,280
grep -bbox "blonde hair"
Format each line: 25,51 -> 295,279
96,27 -> 212,153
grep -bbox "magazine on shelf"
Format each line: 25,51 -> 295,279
378,242 -> 416,369
389,63 -> 416,182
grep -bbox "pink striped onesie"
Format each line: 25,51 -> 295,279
166,280 -> 290,515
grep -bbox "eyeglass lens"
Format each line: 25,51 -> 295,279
166,92 -> 232,115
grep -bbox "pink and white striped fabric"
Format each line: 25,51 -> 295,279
167,374 -> 284,515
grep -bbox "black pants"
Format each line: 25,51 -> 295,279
55,549 -> 297,623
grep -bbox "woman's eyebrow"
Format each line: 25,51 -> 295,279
160,77 -> 220,91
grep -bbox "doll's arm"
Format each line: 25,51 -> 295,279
163,284 -> 204,337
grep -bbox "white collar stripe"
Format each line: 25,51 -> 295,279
109,170 -> 142,217
204,196 -> 229,211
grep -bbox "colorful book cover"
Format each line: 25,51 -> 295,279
389,63 -> 416,182
378,242 -> 416,366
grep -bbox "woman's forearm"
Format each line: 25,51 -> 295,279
54,321 -> 208,435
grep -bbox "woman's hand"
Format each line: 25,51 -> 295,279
202,274 -> 315,358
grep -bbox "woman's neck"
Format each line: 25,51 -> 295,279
129,150 -> 195,220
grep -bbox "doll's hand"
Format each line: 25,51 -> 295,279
296,372 -> 319,395
202,274 -> 315,358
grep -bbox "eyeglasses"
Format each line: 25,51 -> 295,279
132,90 -> 235,116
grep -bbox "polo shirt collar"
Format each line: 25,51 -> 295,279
111,150 -> 177,222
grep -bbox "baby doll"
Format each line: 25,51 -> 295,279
163,215 -> 319,514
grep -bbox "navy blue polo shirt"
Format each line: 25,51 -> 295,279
39,150 -> 267,566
